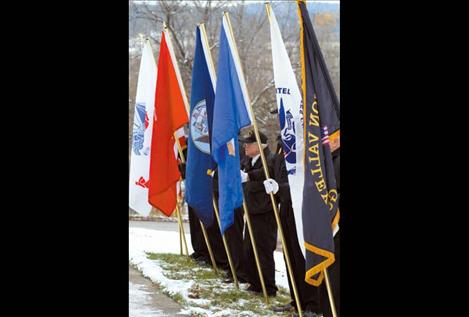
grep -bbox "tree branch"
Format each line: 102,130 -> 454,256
251,79 -> 275,108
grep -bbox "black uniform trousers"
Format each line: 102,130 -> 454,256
241,147 -> 278,295
272,150 -> 321,313
188,205 -> 228,270
188,206 -> 208,259
223,206 -> 249,282
242,209 -> 278,295
280,203 -> 321,313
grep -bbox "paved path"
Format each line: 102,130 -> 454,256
129,266 -> 184,317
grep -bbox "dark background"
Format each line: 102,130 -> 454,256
8,1 -> 465,316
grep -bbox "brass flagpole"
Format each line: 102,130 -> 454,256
212,197 -> 239,289
324,269 -> 337,317
175,134 -> 218,268
162,20 -> 191,258
199,219 -> 218,273
175,200 -> 189,256
164,21 -> 220,268
242,200 -> 270,304
224,10 -> 301,314
218,13 -> 271,304
296,1 -> 338,315
144,35 -> 186,255
199,22 -> 240,288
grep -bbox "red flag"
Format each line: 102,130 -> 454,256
149,31 -> 189,216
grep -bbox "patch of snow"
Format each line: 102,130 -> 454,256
129,281 -> 166,317
129,227 -> 292,316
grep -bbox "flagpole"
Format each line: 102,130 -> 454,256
224,10 -> 301,315
179,214 -> 183,255
164,21 -> 222,268
221,11 -> 270,305
242,200 -> 270,304
199,220 -> 218,272
176,206 -> 183,255
175,133 -> 220,267
296,2 -> 338,313
324,269 -> 338,317
175,199 -> 189,256
163,21 -> 190,115
212,196 -> 239,289
144,33 -> 187,255
264,3 -> 305,315
172,137 -> 188,257
161,20 -> 192,257
199,22 -> 240,289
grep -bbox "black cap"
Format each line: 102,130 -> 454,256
239,130 -> 268,144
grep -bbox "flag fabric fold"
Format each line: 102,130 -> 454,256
268,4 -> 307,256
212,15 -> 252,233
185,26 -> 217,228
129,40 -> 157,216
298,0 -> 340,286
149,31 -> 189,216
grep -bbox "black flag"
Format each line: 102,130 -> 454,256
297,0 -> 340,286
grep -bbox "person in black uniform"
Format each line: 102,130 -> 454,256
318,145 -> 340,317
239,130 -> 278,297
212,169 -> 249,283
212,137 -> 249,283
177,145 -> 209,264
178,143 -> 228,270
264,136 -> 322,317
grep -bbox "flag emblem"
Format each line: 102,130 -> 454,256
321,125 -> 330,145
132,103 -> 148,156
190,99 -> 210,154
279,97 -> 297,169
135,176 -> 149,188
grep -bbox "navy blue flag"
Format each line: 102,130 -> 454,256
185,26 -> 217,228
212,15 -> 252,234
298,0 -> 340,286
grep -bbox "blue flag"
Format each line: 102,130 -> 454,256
212,16 -> 251,233
185,26 -> 216,228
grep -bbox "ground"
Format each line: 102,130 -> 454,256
129,220 -> 293,317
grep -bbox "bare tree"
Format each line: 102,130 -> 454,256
129,0 -> 339,148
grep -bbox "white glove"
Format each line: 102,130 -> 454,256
263,178 -> 279,195
240,170 -> 249,183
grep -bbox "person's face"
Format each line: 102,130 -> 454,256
244,142 -> 260,158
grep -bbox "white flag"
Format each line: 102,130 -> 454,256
269,6 -> 306,256
129,41 -> 157,216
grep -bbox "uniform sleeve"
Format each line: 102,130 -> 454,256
274,156 -> 292,203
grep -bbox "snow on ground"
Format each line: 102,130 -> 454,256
129,226 -> 292,316
129,281 -> 166,317
129,227 -> 289,290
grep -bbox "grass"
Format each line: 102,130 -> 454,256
144,252 -> 293,316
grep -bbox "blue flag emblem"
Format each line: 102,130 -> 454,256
279,97 -> 296,167
185,26 -> 216,228
132,103 -> 146,156
190,99 -> 210,154
212,18 -> 251,233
